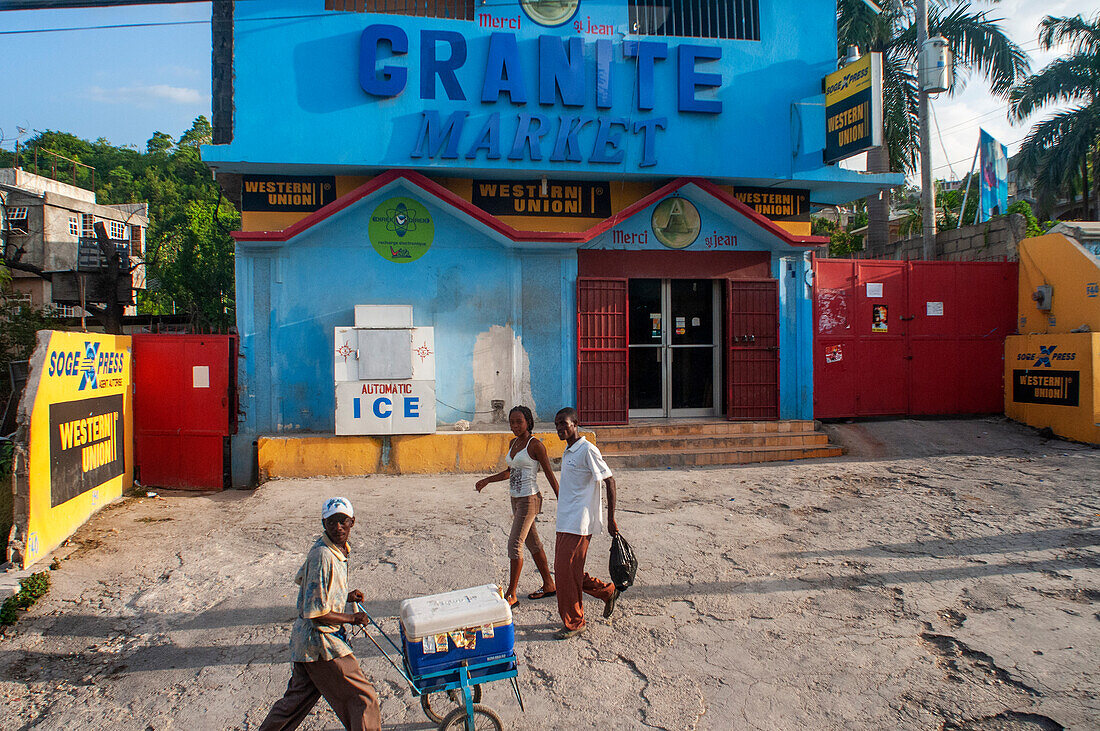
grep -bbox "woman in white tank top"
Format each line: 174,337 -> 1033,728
475,405 -> 559,608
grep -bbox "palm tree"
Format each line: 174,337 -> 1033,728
1009,14 -> 1100,220
838,0 -> 1030,248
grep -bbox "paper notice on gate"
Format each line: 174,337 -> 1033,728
866,283 -> 883,298
926,301 -> 944,316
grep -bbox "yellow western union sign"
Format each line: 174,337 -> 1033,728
824,53 -> 882,164
11,331 -> 133,567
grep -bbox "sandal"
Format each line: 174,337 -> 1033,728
507,597 -> 520,609
528,589 -> 556,600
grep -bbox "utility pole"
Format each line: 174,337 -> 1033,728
916,0 -> 936,260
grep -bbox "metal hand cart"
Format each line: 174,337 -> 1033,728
352,603 -> 525,730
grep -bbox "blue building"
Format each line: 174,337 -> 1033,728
202,0 -> 899,484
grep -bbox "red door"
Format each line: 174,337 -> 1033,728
813,259 -> 1017,419
727,279 -> 779,420
854,261 -> 909,415
133,335 -> 237,490
577,278 -> 629,425
813,260 -> 858,417
908,261 -> 1017,414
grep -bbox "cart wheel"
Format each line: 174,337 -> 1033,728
439,703 -> 503,731
420,685 -> 483,724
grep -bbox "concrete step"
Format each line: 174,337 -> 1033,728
603,443 -> 843,469
596,430 -> 830,453
594,419 -> 815,438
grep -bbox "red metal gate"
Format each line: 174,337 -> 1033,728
133,334 -> 238,490
727,279 -> 780,420
577,278 -> 629,425
813,259 -> 1017,419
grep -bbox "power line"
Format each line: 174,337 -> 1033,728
0,18 -> 207,34
929,99 -> 956,179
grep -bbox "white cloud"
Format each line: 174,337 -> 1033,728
87,84 -> 207,107
926,0 -> 1091,182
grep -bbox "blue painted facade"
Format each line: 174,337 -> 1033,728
202,0 -> 902,484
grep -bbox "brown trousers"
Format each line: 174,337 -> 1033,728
508,493 -> 545,560
258,653 -> 381,731
554,532 -> 616,631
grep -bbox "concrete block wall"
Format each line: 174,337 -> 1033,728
852,214 -> 1025,261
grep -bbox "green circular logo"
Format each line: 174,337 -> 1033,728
651,197 -> 701,249
520,0 -> 580,27
368,197 -> 434,263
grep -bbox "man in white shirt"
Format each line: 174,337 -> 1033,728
552,407 -> 620,639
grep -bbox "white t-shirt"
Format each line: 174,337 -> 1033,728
556,437 -> 613,536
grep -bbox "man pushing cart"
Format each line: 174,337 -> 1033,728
258,497 -> 382,731
257,497 -> 522,731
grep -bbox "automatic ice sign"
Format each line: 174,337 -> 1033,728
334,306 -> 436,435
823,53 -> 883,164
336,380 -> 436,435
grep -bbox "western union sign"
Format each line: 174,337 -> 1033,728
823,53 -> 883,164
473,180 -> 612,218
11,331 -> 133,568
732,187 -> 810,222
242,175 -> 336,212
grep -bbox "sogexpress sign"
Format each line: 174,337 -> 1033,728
360,25 -> 724,168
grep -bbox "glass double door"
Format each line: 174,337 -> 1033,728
628,279 -> 720,417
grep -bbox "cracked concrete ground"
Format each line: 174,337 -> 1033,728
1,417 -> 1097,730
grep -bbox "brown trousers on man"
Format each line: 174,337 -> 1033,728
258,653 -> 381,731
555,532 -> 616,631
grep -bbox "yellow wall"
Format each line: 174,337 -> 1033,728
1016,234 -> 1100,334
258,431 -> 593,479
1005,333 -> 1099,445
20,331 -> 133,567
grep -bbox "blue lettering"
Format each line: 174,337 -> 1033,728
420,30 -> 467,100
623,40 -> 668,110
465,113 -> 502,159
373,397 -> 392,419
508,113 -> 550,160
404,397 -> 420,418
353,397 -> 361,419
411,110 -> 467,159
482,33 -> 528,104
678,45 -> 723,113
538,35 -> 585,107
590,117 -> 629,164
596,39 -> 613,109
550,115 -> 592,162
359,24 -> 408,97
48,352 -> 57,376
633,117 -> 667,167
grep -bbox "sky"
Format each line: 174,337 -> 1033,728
0,0 -> 1091,184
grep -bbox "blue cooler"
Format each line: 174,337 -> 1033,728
399,585 -> 515,688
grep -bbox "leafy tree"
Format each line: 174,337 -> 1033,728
0,294 -> 60,402
143,196 -> 237,333
1,117 -> 237,333
1009,13 -> 1100,219
837,0 -> 1030,247
813,213 -> 866,257
146,131 -> 174,155
1005,200 -> 1045,238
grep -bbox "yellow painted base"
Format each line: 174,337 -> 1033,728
1005,333 -> 1100,445
258,431 -> 592,479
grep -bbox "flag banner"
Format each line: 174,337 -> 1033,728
978,129 -> 1008,222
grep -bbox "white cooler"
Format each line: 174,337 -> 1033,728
399,585 -> 515,680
